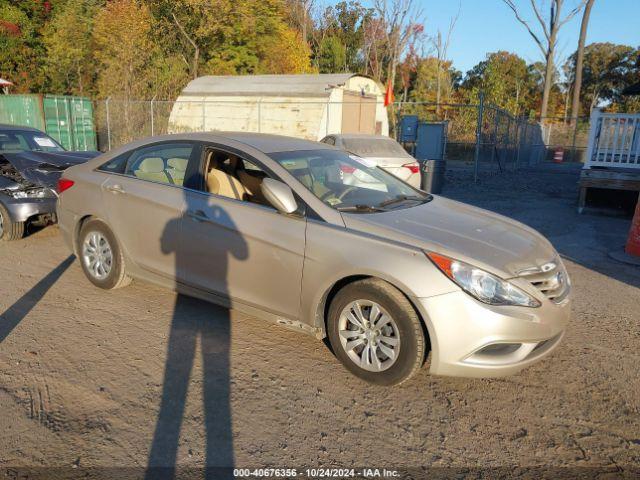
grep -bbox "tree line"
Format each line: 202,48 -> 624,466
0,0 -> 638,120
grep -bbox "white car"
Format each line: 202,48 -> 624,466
320,134 -> 420,189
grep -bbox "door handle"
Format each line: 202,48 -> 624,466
186,209 -> 209,223
106,184 -> 125,194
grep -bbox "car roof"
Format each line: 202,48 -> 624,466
330,134 -> 395,141
123,132 -> 335,154
0,124 -> 43,133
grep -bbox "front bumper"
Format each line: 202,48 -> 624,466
413,290 -> 570,378
1,194 -> 57,223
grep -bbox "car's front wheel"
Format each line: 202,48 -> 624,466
327,278 -> 426,386
78,219 -> 131,290
0,203 -> 25,241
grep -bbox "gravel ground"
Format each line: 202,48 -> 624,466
0,163 -> 639,479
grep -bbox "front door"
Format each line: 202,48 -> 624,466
180,148 -> 307,320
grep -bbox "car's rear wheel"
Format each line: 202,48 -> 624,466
0,203 -> 25,241
78,219 -> 131,290
327,278 -> 426,386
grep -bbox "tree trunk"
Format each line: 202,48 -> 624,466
570,0 -> 595,125
540,45 -> 555,120
436,59 -> 442,116
193,46 -> 199,80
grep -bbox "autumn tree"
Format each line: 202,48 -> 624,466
42,0 -> 101,96
311,1 -> 371,73
149,0 -> 313,78
0,0 -> 48,92
565,42 -> 639,113
409,57 -> 458,104
462,51 -> 538,116
93,0 -> 162,100
370,0 -> 424,86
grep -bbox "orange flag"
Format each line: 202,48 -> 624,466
384,79 -> 395,107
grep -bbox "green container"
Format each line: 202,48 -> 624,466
0,94 -> 97,151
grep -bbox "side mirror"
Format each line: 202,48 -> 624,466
261,178 -> 298,214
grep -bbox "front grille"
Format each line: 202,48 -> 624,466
517,259 -> 570,304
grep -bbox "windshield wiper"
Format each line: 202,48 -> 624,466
337,204 -> 386,213
378,194 -> 428,208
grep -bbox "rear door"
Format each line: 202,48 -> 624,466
181,144 -> 307,320
99,141 -> 198,281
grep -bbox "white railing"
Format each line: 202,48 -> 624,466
584,108 -> 640,169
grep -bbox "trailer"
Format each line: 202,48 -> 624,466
168,74 -> 389,140
579,108 -> 640,213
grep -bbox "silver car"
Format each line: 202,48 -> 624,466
57,133 -> 570,385
320,134 -> 421,188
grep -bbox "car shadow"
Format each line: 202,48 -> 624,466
145,180 -> 247,479
0,255 -> 74,343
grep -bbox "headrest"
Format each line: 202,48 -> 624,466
167,157 -> 188,171
138,157 -> 165,173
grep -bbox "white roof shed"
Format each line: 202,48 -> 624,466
168,74 -> 389,140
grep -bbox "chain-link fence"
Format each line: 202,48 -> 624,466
92,94 -> 591,181
538,116 -> 591,163
394,97 -> 545,180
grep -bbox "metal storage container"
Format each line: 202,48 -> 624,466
0,94 -> 96,151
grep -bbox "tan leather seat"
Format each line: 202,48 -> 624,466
237,169 -> 268,204
134,157 -> 170,183
166,157 -> 188,185
207,162 -> 249,200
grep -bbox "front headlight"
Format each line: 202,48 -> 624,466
8,187 -> 55,199
426,252 -> 541,307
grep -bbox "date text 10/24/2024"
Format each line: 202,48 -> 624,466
233,468 -> 400,478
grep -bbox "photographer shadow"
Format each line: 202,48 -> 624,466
146,188 -> 248,479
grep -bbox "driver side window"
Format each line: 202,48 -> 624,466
203,148 -> 274,209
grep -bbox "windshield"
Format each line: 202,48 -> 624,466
341,137 -> 409,158
0,130 -> 65,153
270,149 -> 429,213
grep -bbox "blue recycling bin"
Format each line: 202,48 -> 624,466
398,115 -> 419,143
415,122 -> 447,161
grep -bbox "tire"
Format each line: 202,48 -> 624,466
0,203 -> 24,241
327,278 -> 426,386
78,219 -> 131,290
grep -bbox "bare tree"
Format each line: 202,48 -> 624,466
286,0 -> 316,45
372,0 -> 425,87
363,17 -> 387,80
502,0 -> 586,120
570,0 -> 595,124
171,12 -> 200,80
431,3 -> 460,114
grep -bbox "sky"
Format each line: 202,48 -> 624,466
363,0 -> 640,74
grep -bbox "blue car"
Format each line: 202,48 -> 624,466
0,124 -> 98,240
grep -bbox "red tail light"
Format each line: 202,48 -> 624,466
340,164 -> 356,174
57,178 -> 75,194
403,162 -> 420,174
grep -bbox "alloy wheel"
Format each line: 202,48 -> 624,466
82,231 -> 113,280
338,300 -> 401,372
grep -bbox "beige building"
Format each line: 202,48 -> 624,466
168,74 -> 389,140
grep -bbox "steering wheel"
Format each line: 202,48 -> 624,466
321,185 -> 358,202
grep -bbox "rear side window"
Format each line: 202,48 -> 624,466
100,143 -> 194,186
98,152 -> 130,174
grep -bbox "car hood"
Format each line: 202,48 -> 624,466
1,150 -> 99,187
342,195 -> 557,279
